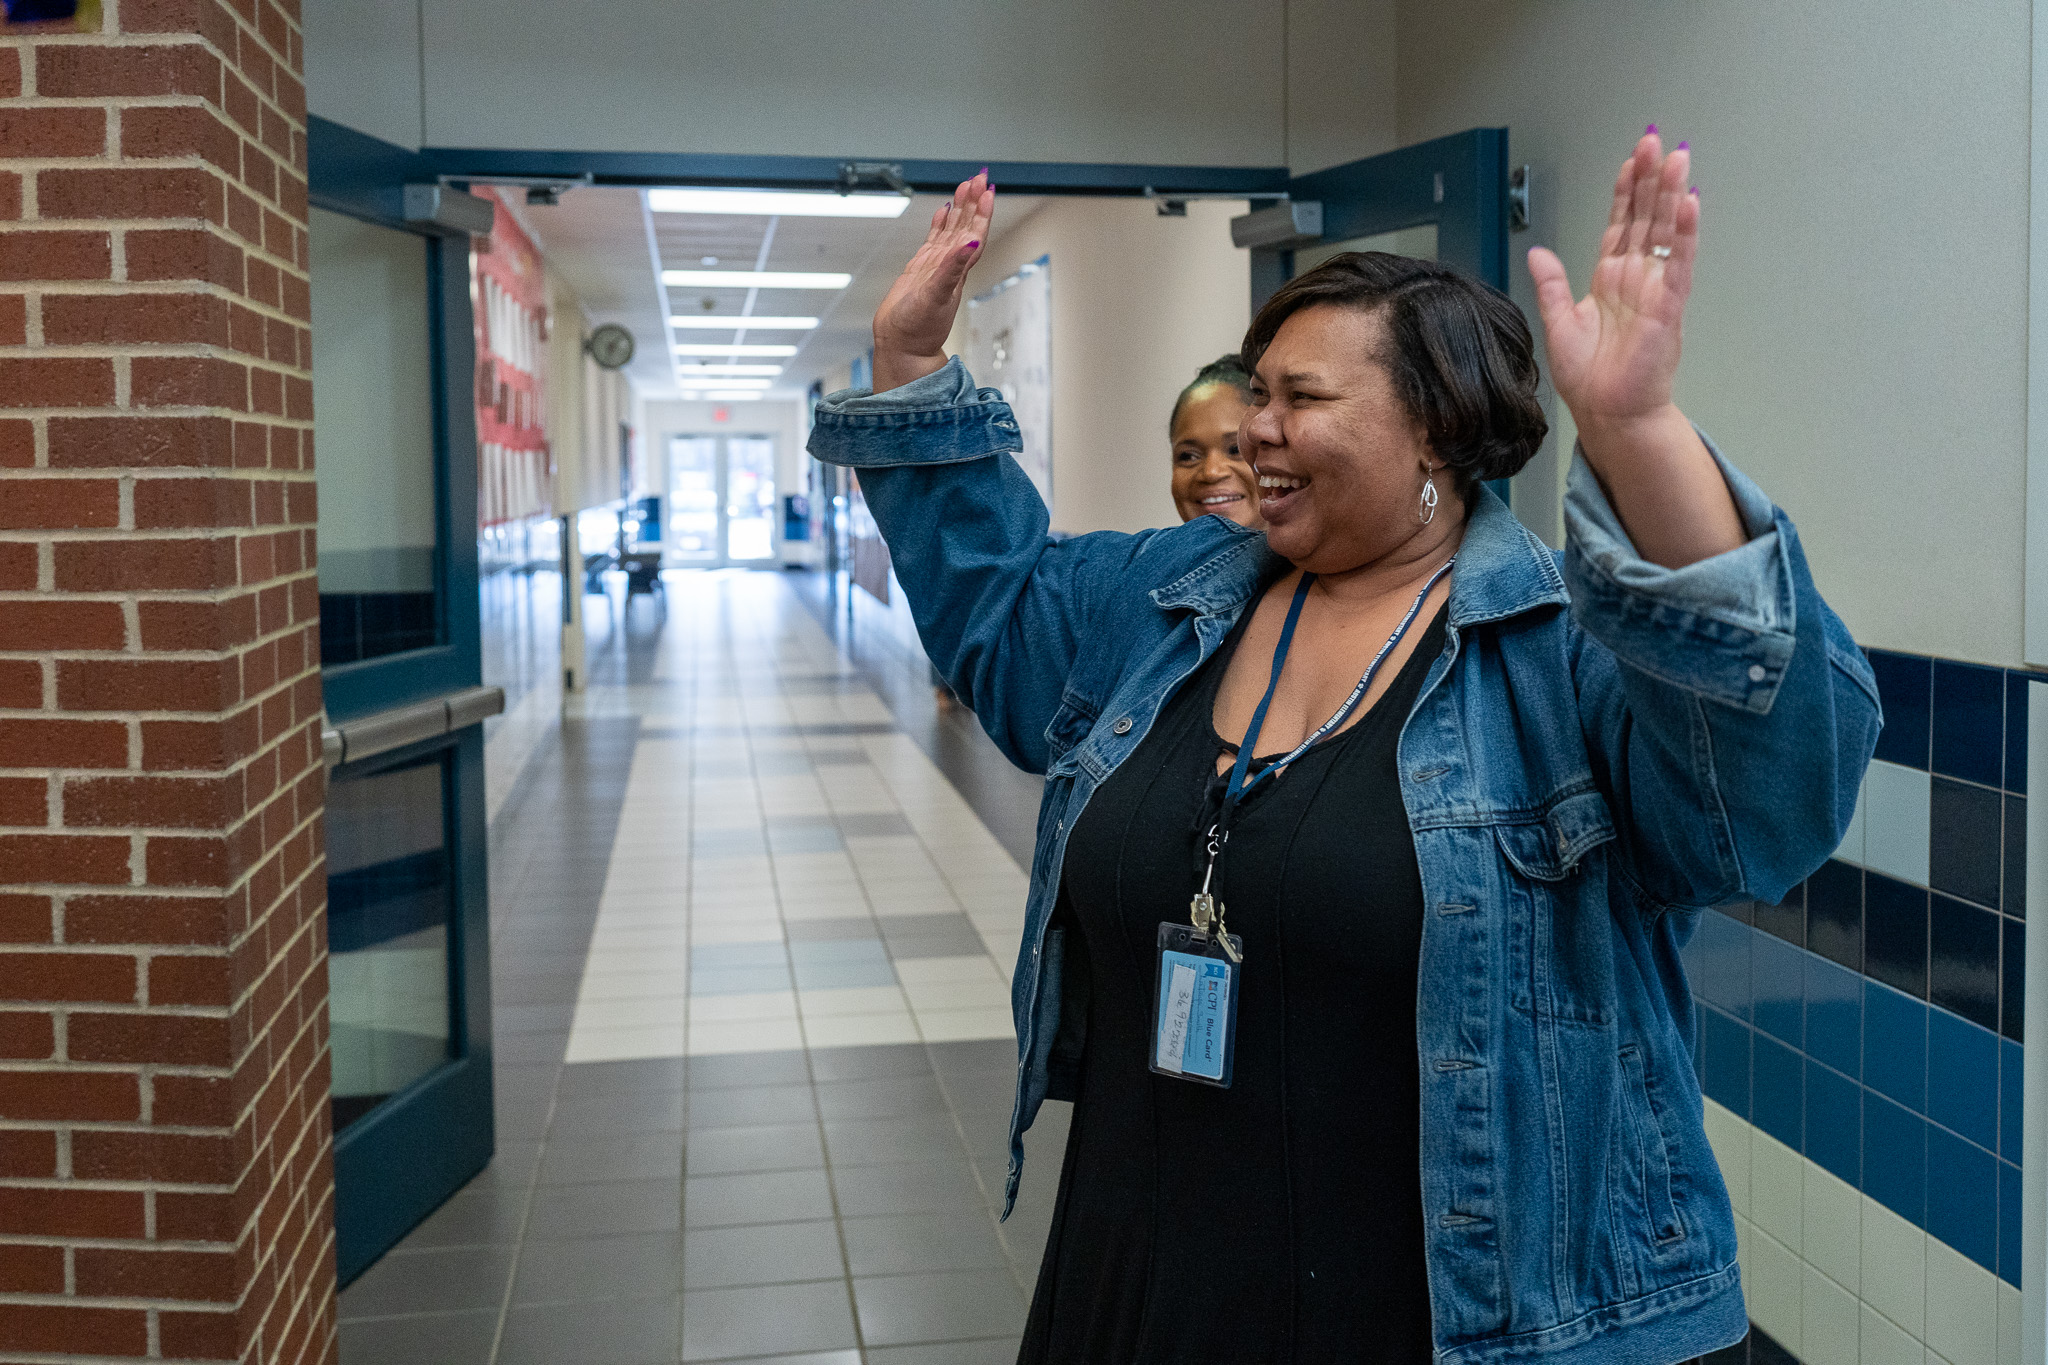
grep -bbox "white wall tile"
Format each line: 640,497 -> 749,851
1996,1281 -> 2022,1365
1923,1236 -> 1999,1365
1752,1130 -> 1805,1256
1704,1099 -> 1751,1216
1861,1305 -> 1925,1365
1802,1265 -> 1862,1365
1863,759 -> 1932,886
1803,1163 -> 1862,1295
1837,772 -> 1869,866
1746,1225 -> 1805,1354
1863,1197 -> 1928,1338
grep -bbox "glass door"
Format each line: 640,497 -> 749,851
667,434 -> 778,565
309,201 -> 494,1286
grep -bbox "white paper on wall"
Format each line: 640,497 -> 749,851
966,255 -> 1052,509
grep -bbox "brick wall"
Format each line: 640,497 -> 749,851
0,0 -> 335,1361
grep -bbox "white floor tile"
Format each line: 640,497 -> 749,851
895,955 -> 1004,985
1863,1197 -> 1927,1339
574,996 -> 688,1029
688,991 -> 798,1024
1923,1236 -> 1998,1365
900,978 -> 1011,1013
798,986 -> 912,1017
804,1012 -> 922,1048
577,971 -> 689,1002
565,1023 -> 686,1063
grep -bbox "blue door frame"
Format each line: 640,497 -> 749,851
307,132 -> 495,1284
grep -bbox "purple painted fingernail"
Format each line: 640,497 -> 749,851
1645,123 -> 1657,135
967,240 -> 980,249
1676,141 -> 1689,150
1689,187 -> 1700,196
979,167 -> 989,176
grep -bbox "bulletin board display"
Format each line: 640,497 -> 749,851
966,255 -> 1052,509
470,188 -> 553,529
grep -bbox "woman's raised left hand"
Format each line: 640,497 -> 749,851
1526,130 -> 1695,439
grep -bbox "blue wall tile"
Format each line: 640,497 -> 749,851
1804,1060 -> 1860,1185
1803,954 -> 1861,1078
1932,660 -> 2004,788
1752,930 -> 1804,1046
1698,909 -> 1753,1022
1804,859 -> 1864,974
1929,778 -> 2001,910
1752,1032 -> 1804,1148
1864,874 -> 1929,999
1927,1007 -> 1998,1151
1929,893 -> 2000,1032
2005,671 -> 2029,795
1702,1005 -> 1752,1119
2002,794 -> 2026,916
1926,1123 -> 1997,1272
1863,1092 -> 1927,1223
2000,1037 -> 2023,1162
2000,1159 -> 2023,1287
2003,916 -> 2025,1044
1752,884 -> 1804,948
1870,651 -> 1932,769
1864,981 -> 1927,1111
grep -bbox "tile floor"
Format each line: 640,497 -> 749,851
338,572 -> 1066,1364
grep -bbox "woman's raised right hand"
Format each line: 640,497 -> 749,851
870,171 -> 995,393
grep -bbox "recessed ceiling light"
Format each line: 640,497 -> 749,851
672,343 -> 800,356
700,255 -> 718,265
679,390 -> 766,401
672,376 -> 772,388
677,364 -> 784,376
648,188 -> 911,218
669,315 -> 818,330
662,270 -> 853,290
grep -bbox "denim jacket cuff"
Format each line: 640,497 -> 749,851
809,356 -> 1023,467
1562,429 -> 1797,715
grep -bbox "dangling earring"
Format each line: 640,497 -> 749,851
1418,470 -> 1439,525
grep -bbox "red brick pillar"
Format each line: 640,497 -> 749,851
0,1 -> 336,1361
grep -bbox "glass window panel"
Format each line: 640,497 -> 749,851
325,754 -> 453,1132
668,436 -> 719,563
311,207 -> 441,665
725,437 -> 776,562
1294,222 -> 1439,275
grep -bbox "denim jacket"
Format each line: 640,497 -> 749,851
808,359 -> 1880,1365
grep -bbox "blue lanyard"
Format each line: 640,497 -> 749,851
1222,556 -> 1456,811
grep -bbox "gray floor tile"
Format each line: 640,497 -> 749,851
525,1178 -> 682,1241
680,1280 -> 860,1361
391,1183 -> 530,1250
768,823 -> 844,853
682,1218 -> 845,1288
685,1167 -> 836,1227
495,1084 -> 556,1141
831,1158 -> 988,1218
685,1121 -> 825,1176
495,972 -> 584,1005
537,1132 -> 685,1186
558,1056 -> 687,1098
936,1069 -> 1016,1118
498,1003 -> 578,1034
841,1210 -> 1012,1278
791,958 -> 898,991
337,1308 -> 497,1365
815,1074 -> 951,1122
834,812 -> 915,838
853,1268 -> 1028,1347
865,1340 -> 1023,1365
695,1355 -> 862,1365
807,1043 -> 935,1083
496,1294 -> 680,1365
511,1230 -> 683,1304
496,1030 -> 570,1065
692,942 -> 792,969
469,1140 -> 543,1187
491,948 -> 591,979
788,938 -> 888,966
786,917 -> 886,941
549,1087 -> 687,1139
685,1083 -> 817,1130
925,1039 -> 1016,1076
338,1245 -> 516,1318
821,1114 -> 970,1168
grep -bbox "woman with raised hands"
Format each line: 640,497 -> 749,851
809,140 -> 1877,1365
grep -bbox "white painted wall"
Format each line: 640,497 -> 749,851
303,0 -> 424,151
1398,0 -> 2032,666
945,198 -> 1251,536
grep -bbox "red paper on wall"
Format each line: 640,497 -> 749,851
471,188 -> 553,529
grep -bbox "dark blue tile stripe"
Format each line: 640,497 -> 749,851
1686,907 -> 2023,1285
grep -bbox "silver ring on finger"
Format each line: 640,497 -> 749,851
1651,245 -> 1672,259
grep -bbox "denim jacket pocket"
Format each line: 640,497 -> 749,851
1498,789 -> 1619,1027
1615,1042 -> 1689,1249
1044,687 -> 1100,773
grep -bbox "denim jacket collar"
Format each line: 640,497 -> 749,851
1148,483 -> 1568,627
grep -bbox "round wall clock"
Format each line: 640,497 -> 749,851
585,324 -> 635,370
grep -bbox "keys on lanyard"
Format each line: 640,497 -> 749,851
1152,557 -> 1454,1089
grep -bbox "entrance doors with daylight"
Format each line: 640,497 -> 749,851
669,434 -> 779,565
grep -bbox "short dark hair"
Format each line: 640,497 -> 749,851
1168,353 -> 1252,436
1241,252 -> 1547,498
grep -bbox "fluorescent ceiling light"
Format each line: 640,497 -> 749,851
679,391 -> 766,401
674,364 -> 783,376
672,376 -> 772,389
663,270 -> 852,290
648,188 -> 910,218
669,315 -> 819,330
672,343 -> 799,356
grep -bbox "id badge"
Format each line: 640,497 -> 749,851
1149,922 -> 1241,1088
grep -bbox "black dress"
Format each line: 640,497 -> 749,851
1018,602 -> 1449,1365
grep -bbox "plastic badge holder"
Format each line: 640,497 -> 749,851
1150,921 -> 1241,1088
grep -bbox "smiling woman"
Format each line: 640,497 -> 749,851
1168,353 -> 1260,528
805,147 -> 1880,1365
